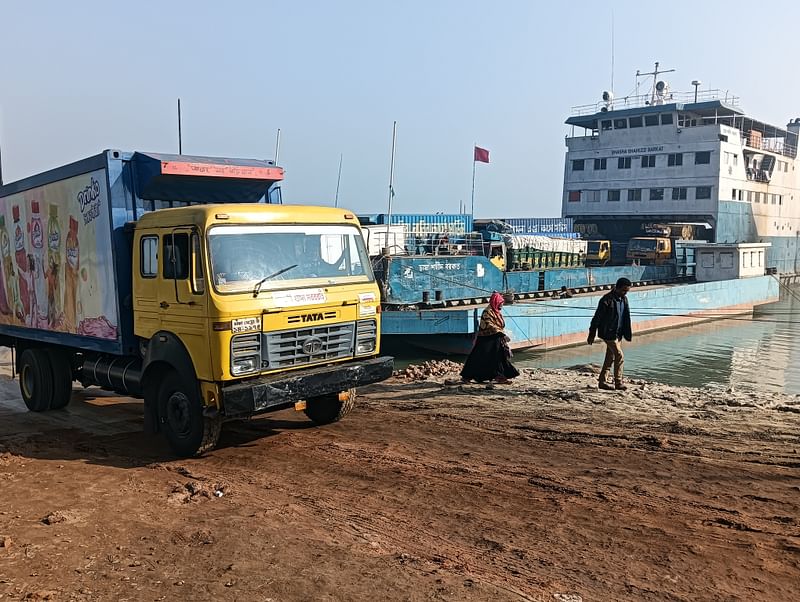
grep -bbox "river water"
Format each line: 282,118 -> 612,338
394,285 -> 800,395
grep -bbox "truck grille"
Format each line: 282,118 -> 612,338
263,322 -> 356,369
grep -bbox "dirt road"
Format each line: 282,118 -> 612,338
1,360 -> 799,601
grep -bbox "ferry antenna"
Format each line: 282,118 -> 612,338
635,61 -> 675,104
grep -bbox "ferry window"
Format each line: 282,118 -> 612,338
695,151 -> 711,164
163,233 -> 190,280
627,189 -> 642,202
641,155 -> 656,168
738,190 -> 744,201
601,120 -> 612,131
696,186 -> 712,200
779,195 -> 783,205
140,236 -> 158,278
629,116 -> 643,128
772,194 -> 777,205
668,153 -> 683,167
594,158 -> 607,170
572,159 -> 585,171
648,188 -> 664,201
759,251 -> 764,267
644,114 -> 659,126
660,113 -> 674,125
732,188 -> 737,200
671,187 -> 687,200
719,134 -> 728,142
755,192 -> 761,203
618,157 -> 632,169
607,190 -> 621,202
568,190 -> 581,202
614,119 -> 627,129
747,191 -> 753,202
734,154 -> 739,166
586,190 -> 601,202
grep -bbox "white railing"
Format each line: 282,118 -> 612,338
570,89 -> 740,117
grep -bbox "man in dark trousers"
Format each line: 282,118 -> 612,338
587,277 -> 632,390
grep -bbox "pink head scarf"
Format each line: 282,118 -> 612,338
489,291 -> 504,312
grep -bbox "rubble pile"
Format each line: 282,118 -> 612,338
395,360 -> 462,380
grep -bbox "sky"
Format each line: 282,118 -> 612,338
3,0 -> 800,218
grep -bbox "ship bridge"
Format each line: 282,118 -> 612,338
566,91 -> 798,160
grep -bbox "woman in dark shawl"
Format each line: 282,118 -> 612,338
460,292 -> 520,384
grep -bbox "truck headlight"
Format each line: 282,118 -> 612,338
231,357 -> 259,376
356,340 -> 376,354
231,333 -> 261,376
355,319 -> 377,356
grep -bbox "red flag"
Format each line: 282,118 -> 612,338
474,146 -> 490,163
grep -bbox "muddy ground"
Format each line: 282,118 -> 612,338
1,358 -> 799,602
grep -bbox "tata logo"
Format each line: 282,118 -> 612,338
288,311 -> 336,324
302,337 -> 324,355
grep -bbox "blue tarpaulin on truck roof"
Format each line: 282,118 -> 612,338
133,152 -> 284,203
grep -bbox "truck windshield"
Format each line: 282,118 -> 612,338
587,241 -> 601,253
208,224 -> 373,294
629,238 -> 658,251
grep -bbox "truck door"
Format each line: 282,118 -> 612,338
134,233 -> 161,340
157,228 -> 208,348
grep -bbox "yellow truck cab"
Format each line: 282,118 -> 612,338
626,237 -> 672,265
0,150 -> 392,457
585,239 -> 611,266
132,204 -> 391,455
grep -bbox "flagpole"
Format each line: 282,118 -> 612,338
334,153 -> 343,208
470,145 -> 477,217
177,98 -> 183,154
385,121 -> 397,248
274,128 -> 281,165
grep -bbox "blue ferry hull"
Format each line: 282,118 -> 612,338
382,275 -> 780,355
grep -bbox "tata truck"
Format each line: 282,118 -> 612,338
0,150 -> 393,456
626,236 -> 672,265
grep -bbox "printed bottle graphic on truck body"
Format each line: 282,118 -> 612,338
13,205 -> 31,325
63,216 -> 79,333
47,204 -> 62,329
29,201 -> 48,329
0,215 -> 20,323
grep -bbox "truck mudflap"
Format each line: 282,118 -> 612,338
220,356 -> 394,418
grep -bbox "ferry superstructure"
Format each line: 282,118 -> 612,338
562,68 -> 800,273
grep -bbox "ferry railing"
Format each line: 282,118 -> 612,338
742,134 -> 797,158
570,89 -> 739,116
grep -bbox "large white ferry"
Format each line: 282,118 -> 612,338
562,63 -> 800,274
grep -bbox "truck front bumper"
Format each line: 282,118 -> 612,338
220,355 -> 394,418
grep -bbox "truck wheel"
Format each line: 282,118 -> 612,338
46,349 -> 74,410
18,349 -> 54,412
159,372 -> 221,457
304,389 -> 356,425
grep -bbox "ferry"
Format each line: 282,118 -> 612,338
372,67 -> 791,354
563,63 -> 800,274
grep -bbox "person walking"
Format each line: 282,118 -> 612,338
461,292 -> 519,384
587,277 -> 632,390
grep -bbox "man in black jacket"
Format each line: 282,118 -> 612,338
587,277 -> 632,390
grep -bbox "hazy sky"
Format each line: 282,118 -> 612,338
3,0 -> 800,217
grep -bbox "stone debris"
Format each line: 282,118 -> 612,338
41,511 -> 67,525
394,360 -> 462,381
